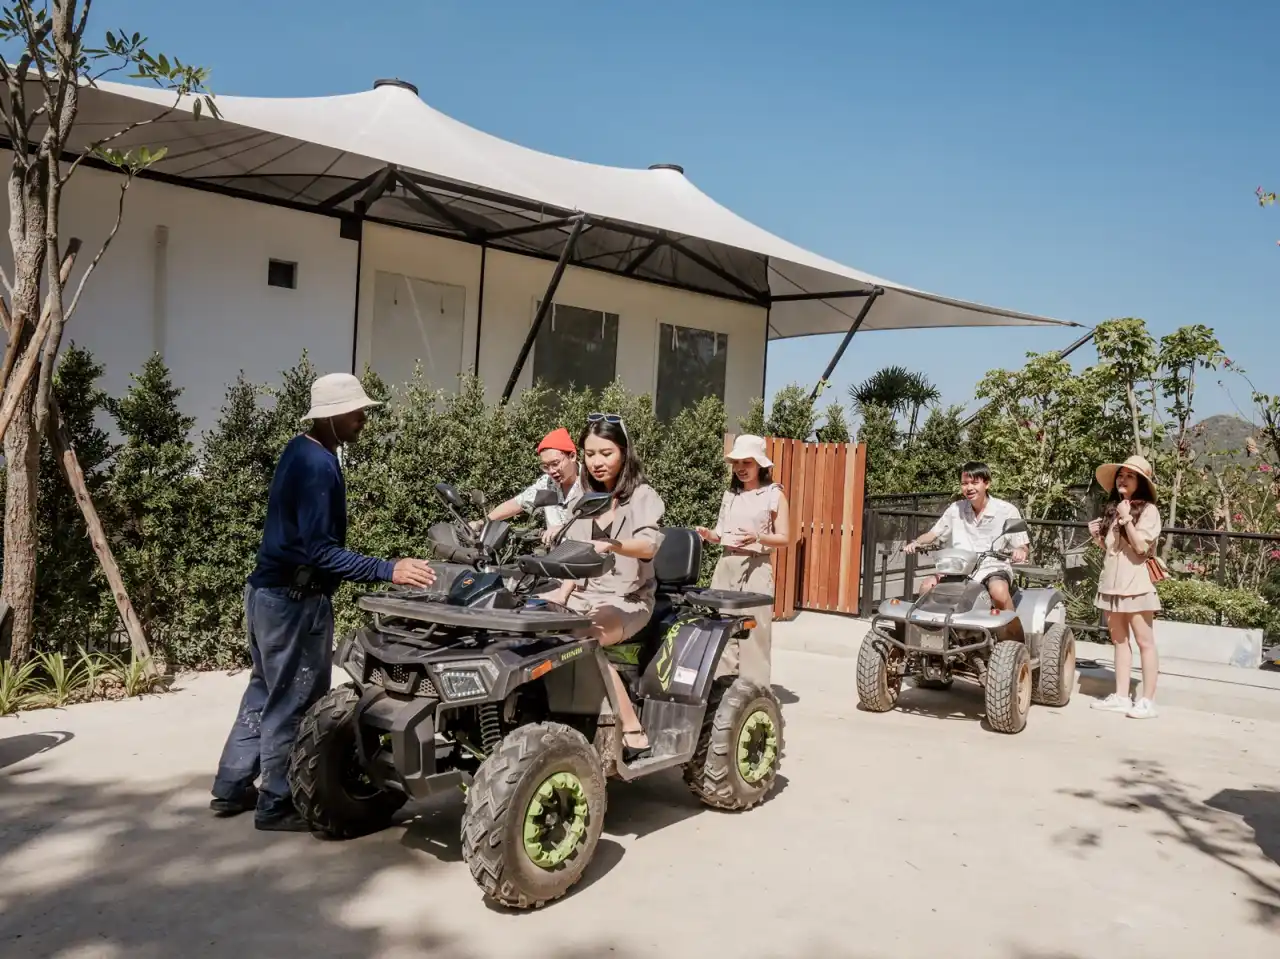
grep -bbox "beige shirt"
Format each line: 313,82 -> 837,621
1096,504 -> 1162,596
714,484 -> 782,555
562,483 -> 665,603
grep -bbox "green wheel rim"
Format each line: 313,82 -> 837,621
737,709 -> 778,784
522,771 -> 589,869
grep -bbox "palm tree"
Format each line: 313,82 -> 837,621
849,366 -> 940,446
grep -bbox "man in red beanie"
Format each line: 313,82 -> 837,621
486,427 -> 581,540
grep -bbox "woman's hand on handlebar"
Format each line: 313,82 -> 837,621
696,526 -> 720,544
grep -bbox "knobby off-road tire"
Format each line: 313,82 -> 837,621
856,630 -> 902,712
1032,622 -> 1076,707
684,676 -> 784,810
985,640 -> 1032,734
461,722 -> 606,909
288,684 -> 407,838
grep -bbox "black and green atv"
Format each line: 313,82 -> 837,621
286,482 -> 783,909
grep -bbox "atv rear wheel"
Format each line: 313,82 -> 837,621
856,630 -> 902,712
684,676 -> 783,810
287,684 -> 407,838
985,640 -> 1032,734
461,722 -> 605,909
1032,622 -> 1075,707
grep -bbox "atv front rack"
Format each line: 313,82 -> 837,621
356,592 -> 592,634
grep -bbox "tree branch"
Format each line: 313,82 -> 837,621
0,238 -> 80,444
60,173 -> 128,327
60,101 -> 178,184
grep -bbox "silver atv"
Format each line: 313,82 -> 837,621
856,518 -> 1075,734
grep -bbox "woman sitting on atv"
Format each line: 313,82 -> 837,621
543,413 -> 664,755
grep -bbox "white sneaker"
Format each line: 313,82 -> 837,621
1091,693 -> 1133,713
1127,698 -> 1158,719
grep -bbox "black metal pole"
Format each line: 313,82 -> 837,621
809,287 -> 883,400
500,215 -> 587,404
861,509 -> 879,615
348,200 -> 367,375
961,325 -> 1098,428
473,244 -> 487,376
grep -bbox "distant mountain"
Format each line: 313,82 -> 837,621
1184,414 -> 1261,463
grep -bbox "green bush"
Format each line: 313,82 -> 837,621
1157,577 -> 1277,633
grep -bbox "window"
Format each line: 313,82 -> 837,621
267,259 -> 297,289
655,322 -> 728,421
370,271 -> 466,391
531,302 -> 619,393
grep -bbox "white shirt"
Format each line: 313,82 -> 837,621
928,496 -> 1029,578
515,473 -> 582,529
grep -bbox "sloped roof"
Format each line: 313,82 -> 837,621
52,77 -> 1080,338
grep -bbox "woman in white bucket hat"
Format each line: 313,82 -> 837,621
696,434 -> 794,685
1087,454 -> 1163,720
211,373 -> 437,831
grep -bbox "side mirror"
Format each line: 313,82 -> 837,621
531,488 -> 560,509
468,489 -> 486,508
572,492 -> 612,518
434,482 -> 464,510
1001,518 -> 1029,536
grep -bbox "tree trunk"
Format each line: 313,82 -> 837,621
2,379 -> 40,664
1125,383 -> 1144,457
47,396 -> 154,670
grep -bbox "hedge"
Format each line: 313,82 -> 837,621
16,348 -> 795,669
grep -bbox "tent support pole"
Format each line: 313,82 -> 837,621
500,214 -> 587,404
349,201 -> 367,375
960,325 -> 1097,427
809,286 -> 883,400
473,243 -> 487,376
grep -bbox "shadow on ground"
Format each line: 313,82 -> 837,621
0,730 -> 73,770
1061,758 -> 1280,930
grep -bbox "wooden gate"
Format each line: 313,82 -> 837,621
722,435 -> 867,620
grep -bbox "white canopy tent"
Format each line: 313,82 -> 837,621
37,76 -> 1080,394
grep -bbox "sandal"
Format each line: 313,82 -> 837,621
622,729 -> 650,762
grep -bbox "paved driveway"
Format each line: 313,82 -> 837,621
2,646 -> 1278,959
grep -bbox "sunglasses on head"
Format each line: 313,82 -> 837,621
586,411 -> 628,441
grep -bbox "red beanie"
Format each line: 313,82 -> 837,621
537,427 -> 577,455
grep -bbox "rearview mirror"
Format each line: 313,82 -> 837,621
468,489 -> 486,507
1001,518 -> 1029,536
531,488 -> 560,509
434,482 -> 464,510
572,492 -> 612,518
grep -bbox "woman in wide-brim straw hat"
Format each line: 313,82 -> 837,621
1087,454 -> 1163,720
696,435 -> 794,685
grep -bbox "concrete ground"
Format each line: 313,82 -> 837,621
3,614 -> 1279,959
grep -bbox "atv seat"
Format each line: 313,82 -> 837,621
606,528 -> 702,670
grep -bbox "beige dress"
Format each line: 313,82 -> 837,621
711,483 -> 782,685
557,483 -> 666,640
1094,503 -> 1163,614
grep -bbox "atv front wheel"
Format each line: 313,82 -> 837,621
1032,622 -> 1075,707
461,722 -> 606,909
287,684 -> 407,838
684,676 -> 783,810
856,631 -> 902,712
985,640 -> 1032,734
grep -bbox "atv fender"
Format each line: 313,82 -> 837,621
1015,588 -> 1067,659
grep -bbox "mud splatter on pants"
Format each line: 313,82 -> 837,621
211,584 -> 333,820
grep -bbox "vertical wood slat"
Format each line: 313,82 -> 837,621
827,443 -> 847,609
800,441 -> 817,609
816,443 -> 833,610
779,438 -> 796,620
837,443 -> 857,610
844,443 -> 867,612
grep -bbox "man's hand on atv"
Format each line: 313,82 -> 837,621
903,539 -> 921,554
391,558 -> 437,588
1012,546 -> 1029,564
695,526 -> 720,544
541,525 -> 562,547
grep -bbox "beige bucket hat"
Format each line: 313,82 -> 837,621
726,434 -> 773,468
1095,454 -> 1158,500
301,373 -> 381,421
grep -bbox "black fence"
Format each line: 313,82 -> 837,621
858,506 -> 1280,636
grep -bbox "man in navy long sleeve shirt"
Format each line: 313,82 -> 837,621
211,373 -> 435,831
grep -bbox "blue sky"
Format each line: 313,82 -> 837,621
114,0 -> 1277,421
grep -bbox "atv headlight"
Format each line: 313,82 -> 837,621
433,659 -> 499,701
934,554 -> 969,576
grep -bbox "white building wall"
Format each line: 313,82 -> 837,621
0,154 -> 357,437
0,160 -> 768,436
354,223 -> 768,421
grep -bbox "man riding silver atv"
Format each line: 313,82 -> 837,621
856,517 -> 1076,733
286,483 -> 783,909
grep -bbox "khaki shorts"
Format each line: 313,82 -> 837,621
565,591 -> 653,642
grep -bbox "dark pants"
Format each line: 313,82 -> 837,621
212,584 -> 333,820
